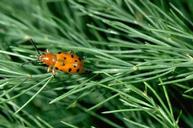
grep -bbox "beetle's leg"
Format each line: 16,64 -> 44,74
46,49 -> 49,53
47,66 -> 56,76
51,67 -> 56,76
47,65 -> 52,72
68,50 -> 73,54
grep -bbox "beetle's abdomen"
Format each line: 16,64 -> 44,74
54,52 -> 84,73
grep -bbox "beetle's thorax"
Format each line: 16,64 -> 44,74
39,53 -> 56,66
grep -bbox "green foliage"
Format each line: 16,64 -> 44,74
0,0 -> 193,127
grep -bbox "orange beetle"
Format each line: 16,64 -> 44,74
30,39 -> 84,75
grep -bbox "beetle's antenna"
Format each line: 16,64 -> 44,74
21,39 -> 41,67
29,39 -> 41,55
21,60 -> 37,67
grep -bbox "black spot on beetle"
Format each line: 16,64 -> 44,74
61,61 -> 65,66
68,68 -> 72,72
64,57 -> 66,60
58,52 -> 62,54
73,65 -> 76,68
71,54 -> 74,58
78,58 -> 81,61
55,67 -> 59,70
75,60 -> 78,62
77,69 -> 80,72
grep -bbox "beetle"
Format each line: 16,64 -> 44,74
29,39 -> 84,75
